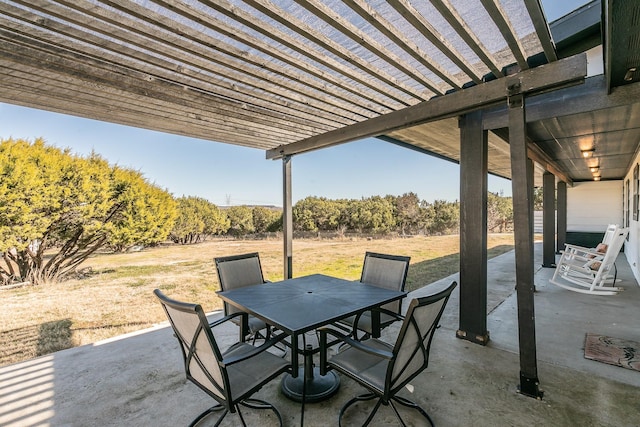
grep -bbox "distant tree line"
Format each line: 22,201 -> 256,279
0,138 -> 513,286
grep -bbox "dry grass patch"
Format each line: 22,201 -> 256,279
0,234 -> 515,366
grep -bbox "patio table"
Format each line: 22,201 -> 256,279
217,273 -> 406,403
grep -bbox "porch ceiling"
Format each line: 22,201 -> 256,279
0,0 -> 637,185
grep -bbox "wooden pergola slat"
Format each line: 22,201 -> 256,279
480,0 -> 529,70
384,0 -> 483,84
198,0 -> 428,103
1,0 -> 554,154
80,0 -> 402,113
293,0 -> 454,93
429,0 -> 504,79
6,0 -> 374,125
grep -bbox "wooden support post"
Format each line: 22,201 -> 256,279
542,172 -> 556,267
282,155 -> 293,279
557,182 -> 567,253
508,81 -> 543,399
457,111 -> 489,345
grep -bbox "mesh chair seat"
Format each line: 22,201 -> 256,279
328,338 -> 392,393
225,342 -> 290,399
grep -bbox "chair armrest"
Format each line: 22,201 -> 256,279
220,332 -> 288,367
318,327 -> 394,374
208,311 -> 246,329
350,306 -> 403,340
322,327 -> 393,362
371,306 -> 404,321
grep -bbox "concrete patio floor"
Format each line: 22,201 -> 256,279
1,243 -> 639,426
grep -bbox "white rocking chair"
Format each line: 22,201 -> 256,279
550,226 -> 629,295
561,224 -> 619,260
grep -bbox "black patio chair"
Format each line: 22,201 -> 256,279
336,252 -> 410,340
215,252 -> 275,344
154,289 -> 290,426
319,281 -> 457,426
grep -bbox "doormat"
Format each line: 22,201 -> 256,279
584,333 -> 640,371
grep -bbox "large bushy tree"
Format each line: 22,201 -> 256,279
226,205 -> 255,236
0,138 -> 176,285
487,191 -> 513,232
109,168 -> 177,251
423,199 -> 460,235
252,206 -> 281,233
293,196 -> 343,232
170,196 -> 229,244
393,192 -> 421,235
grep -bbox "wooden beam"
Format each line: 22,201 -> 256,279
557,181 -> 568,253
508,83 -> 543,399
483,76 -> 640,129
282,156 -> 293,280
542,171 -> 556,267
267,54 -> 587,159
491,128 -> 573,185
457,111 -> 489,345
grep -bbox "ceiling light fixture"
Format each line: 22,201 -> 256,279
624,67 -> 637,81
581,148 -> 595,158
590,166 -> 600,173
594,176 -> 601,181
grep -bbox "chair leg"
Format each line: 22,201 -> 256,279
239,398 -> 283,426
338,393 -> 435,427
189,398 -> 283,427
338,393 -> 380,427
391,395 -> 435,427
189,405 -> 226,427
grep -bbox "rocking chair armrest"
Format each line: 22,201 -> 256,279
562,245 -> 605,259
562,243 -> 592,253
220,332 -> 289,367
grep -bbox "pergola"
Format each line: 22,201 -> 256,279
2,0 -> 639,398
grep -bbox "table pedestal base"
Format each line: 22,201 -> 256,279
281,368 -> 340,402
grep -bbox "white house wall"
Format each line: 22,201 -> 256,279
623,151 -> 640,285
567,181 -> 623,232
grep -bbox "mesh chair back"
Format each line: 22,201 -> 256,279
215,253 -> 265,316
388,282 -> 456,394
360,252 -> 410,314
154,289 -> 229,403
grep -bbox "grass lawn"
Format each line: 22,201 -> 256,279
0,234 -> 515,366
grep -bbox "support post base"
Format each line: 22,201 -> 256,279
456,329 -> 490,346
517,372 -> 544,399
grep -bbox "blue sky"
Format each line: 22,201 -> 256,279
0,0 -> 584,207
